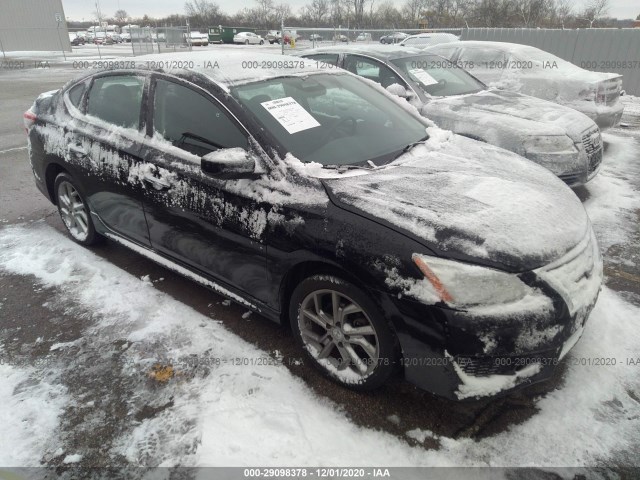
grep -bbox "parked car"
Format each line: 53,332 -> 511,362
399,32 -> 459,47
188,31 -> 209,46
24,51 -> 602,400
69,34 -> 85,46
425,41 -> 625,129
300,46 -> 604,186
233,31 -> 264,45
111,33 -> 123,43
309,34 -> 323,42
266,30 -> 281,44
93,32 -> 114,45
333,34 -> 348,42
119,32 -> 131,42
355,32 -> 372,42
379,32 -> 408,44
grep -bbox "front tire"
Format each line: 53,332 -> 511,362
289,275 -> 399,391
54,172 -> 101,246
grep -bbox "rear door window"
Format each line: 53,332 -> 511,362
344,55 -> 406,89
86,75 -> 144,129
68,82 -> 86,109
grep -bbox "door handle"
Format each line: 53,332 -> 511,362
68,144 -> 88,158
143,173 -> 171,190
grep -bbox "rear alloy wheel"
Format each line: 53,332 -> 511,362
54,173 -> 101,246
290,275 -> 398,390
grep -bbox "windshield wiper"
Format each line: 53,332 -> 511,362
392,134 -> 430,162
321,164 -> 371,173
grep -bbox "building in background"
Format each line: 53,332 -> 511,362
0,0 -> 71,53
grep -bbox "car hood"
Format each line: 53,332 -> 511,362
322,131 -> 589,272
425,89 -> 596,138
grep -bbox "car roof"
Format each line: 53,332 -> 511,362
113,51 -> 342,90
302,44 -> 428,61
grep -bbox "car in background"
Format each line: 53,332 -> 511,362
111,33 -> 123,43
69,34 -> 85,46
425,41 -> 624,129
300,45 -> 604,186
120,32 -> 131,42
355,32 -> 372,42
333,34 -> 348,42
266,30 -> 281,44
93,32 -> 114,45
379,32 -> 408,44
188,32 -> 209,46
309,34 -> 323,42
25,51 -> 602,401
233,31 -> 264,45
399,32 -> 459,47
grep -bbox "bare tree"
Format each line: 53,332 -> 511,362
114,9 -> 129,23
185,0 -> 224,27
302,0 -> 331,24
553,0 -> 574,28
581,0 -> 609,27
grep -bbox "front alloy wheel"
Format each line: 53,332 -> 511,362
290,275 -> 398,390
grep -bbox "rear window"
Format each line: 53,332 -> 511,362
86,75 -> 144,129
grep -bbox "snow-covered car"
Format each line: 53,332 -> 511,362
119,32 -> 131,42
266,30 -> 281,44
188,32 -> 209,46
425,41 -> 625,130
355,33 -> 372,42
379,32 -> 408,44
399,32 -> 459,48
233,31 -> 264,45
24,51 -> 602,400
301,46 -> 604,186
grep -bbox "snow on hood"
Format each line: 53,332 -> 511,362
427,89 -> 596,139
323,130 -> 589,271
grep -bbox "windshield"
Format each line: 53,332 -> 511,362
231,74 -> 428,166
391,55 -> 485,97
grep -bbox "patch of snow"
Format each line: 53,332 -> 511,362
406,428 -> 438,443
62,453 -> 83,464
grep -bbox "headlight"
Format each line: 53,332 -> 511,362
523,135 -> 577,154
412,254 -> 533,309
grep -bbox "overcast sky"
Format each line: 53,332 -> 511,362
61,0 -> 639,21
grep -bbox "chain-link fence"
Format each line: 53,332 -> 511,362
129,26 -> 191,56
280,27 -> 463,49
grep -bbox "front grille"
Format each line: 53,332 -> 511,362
582,127 -> 603,175
535,230 -> 603,317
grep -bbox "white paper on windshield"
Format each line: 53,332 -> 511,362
409,68 -> 439,87
260,97 -> 321,134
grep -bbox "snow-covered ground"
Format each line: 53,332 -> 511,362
1,129 -> 639,473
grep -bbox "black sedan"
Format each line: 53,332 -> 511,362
24,51 -> 602,400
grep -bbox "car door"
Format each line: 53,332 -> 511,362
138,75 -> 271,302
67,72 -> 151,245
343,55 -> 408,90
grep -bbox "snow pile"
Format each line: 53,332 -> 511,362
0,363 -> 68,466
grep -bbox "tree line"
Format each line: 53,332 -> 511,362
73,0 -> 637,31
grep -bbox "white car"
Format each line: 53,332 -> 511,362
399,33 -> 459,47
233,31 -> 264,45
188,32 -> 209,46
356,33 -> 372,42
425,41 -> 625,129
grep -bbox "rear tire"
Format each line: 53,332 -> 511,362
260,40 -> 264,45
245,40 -> 249,45
289,275 -> 399,391
54,172 -> 102,246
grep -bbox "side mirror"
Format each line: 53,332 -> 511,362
385,84 -> 412,98
201,148 -> 256,178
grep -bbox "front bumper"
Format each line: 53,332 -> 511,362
385,230 -> 603,401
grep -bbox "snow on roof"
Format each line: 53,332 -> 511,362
132,50 -> 342,89
303,44 -> 425,59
